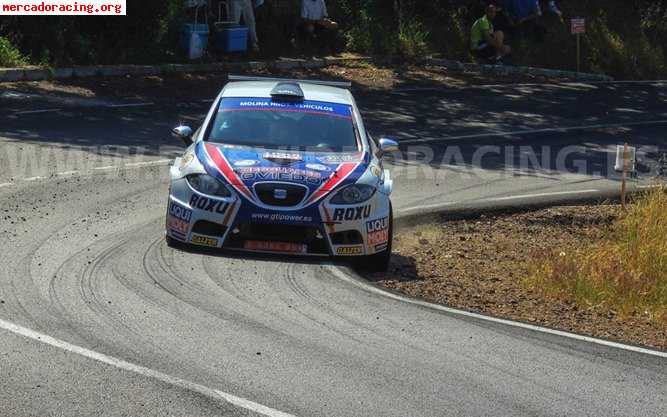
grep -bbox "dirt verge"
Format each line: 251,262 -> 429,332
0,59 -> 572,103
373,204 -> 667,351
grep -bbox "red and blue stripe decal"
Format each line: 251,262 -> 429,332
196,141 -> 369,207
197,142 -> 254,201
303,160 -> 363,206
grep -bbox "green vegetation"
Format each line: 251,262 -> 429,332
0,0 -> 664,78
335,0 -> 667,78
528,187 -> 667,324
0,36 -> 28,67
397,20 -> 429,59
0,0 -> 184,66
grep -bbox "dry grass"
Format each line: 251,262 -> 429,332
528,187 -> 667,323
379,203 -> 667,349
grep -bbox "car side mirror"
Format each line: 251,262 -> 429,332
172,125 -> 193,146
379,137 -> 399,156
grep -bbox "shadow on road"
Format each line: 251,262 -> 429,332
1,67 -> 666,180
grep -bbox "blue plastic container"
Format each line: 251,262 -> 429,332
182,23 -> 210,53
215,26 -> 249,53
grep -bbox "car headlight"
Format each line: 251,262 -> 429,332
330,184 -> 376,204
187,174 -> 231,198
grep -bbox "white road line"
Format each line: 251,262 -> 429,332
124,159 -> 172,167
577,79 -> 667,85
0,318 -> 296,417
392,80 -> 667,93
14,109 -> 60,115
8,160 -> 172,184
400,120 -> 667,144
474,80 -> 667,88
56,170 -> 79,176
327,266 -> 667,358
483,189 -> 600,202
399,201 -> 459,214
636,184 -> 664,189
108,102 -> 155,108
398,189 -> 601,214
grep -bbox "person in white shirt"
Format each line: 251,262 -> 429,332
231,0 -> 260,51
300,0 -> 338,36
301,0 -> 327,21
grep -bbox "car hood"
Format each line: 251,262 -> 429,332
195,142 -> 369,204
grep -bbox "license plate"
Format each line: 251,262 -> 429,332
244,240 -> 307,254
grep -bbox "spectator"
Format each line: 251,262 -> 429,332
502,0 -> 539,25
501,0 -> 546,40
479,0 -> 514,34
300,0 -> 338,39
470,5 -> 511,63
231,0 -> 260,51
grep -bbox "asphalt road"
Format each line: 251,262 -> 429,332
1,79 -> 666,416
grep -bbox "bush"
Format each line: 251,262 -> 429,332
0,0 -> 180,66
528,187 -> 667,323
0,0 -> 663,77
0,36 -> 28,67
398,19 -> 429,58
586,13 -> 666,80
336,0 -> 399,55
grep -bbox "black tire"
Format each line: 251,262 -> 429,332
165,234 -> 179,248
166,234 -> 191,250
359,205 -> 393,273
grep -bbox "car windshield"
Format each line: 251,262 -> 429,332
206,97 -> 359,152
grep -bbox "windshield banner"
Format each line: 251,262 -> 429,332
219,98 -> 352,118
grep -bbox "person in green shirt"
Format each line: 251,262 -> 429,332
471,5 -> 511,63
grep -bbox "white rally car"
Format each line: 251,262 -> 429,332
165,75 -> 399,271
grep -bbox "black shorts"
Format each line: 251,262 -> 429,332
472,41 -> 495,60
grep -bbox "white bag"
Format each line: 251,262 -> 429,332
188,32 -> 204,60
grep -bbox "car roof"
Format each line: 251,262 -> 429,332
221,81 -> 354,106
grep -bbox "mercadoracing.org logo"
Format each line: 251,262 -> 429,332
0,0 -> 126,15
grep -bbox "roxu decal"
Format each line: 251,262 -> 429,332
332,205 -> 371,221
190,195 -> 229,214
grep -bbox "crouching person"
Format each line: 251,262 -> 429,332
471,5 -> 511,64
300,0 -> 338,43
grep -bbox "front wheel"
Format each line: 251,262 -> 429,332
165,234 -> 178,248
359,207 -> 393,273
165,233 -> 188,249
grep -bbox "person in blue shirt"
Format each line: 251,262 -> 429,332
499,0 -> 547,40
502,0 -> 540,25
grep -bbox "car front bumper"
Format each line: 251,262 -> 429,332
165,178 -> 391,257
